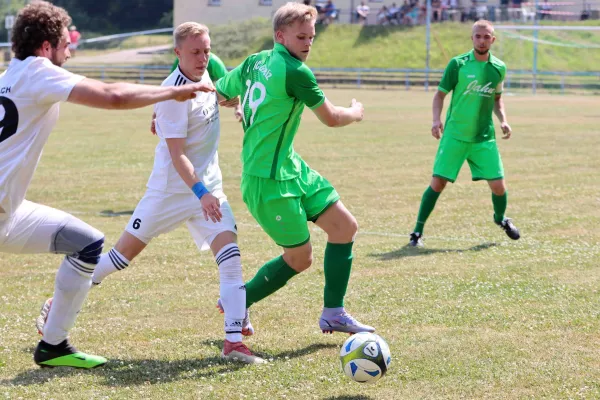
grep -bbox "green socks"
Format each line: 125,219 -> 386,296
245,256 -> 298,308
323,242 -> 354,308
414,186 -> 442,234
245,242 -> 355,309
492,191 -> 508,223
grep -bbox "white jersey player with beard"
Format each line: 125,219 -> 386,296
2,1 -> 214,370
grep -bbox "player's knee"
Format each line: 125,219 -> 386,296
430,178 -> 447,192
346,214 -> 359,238
52,217 -> 104,264
287,250 -> 313,272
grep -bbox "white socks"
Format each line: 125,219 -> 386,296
43,257 -> 93,345
92,248 -> 130,285
216,243 -> 245,343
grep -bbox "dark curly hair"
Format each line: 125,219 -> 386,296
12,1 -> 71,60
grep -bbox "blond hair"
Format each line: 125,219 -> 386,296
472,20 -> 494,34
174,22 -> 209,47
272,2 -> 317,32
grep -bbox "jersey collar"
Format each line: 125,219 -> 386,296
468,49 -> 492,62
274,43 -> 303,62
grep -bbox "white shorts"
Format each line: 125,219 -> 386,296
125,188 -> 237,251
0,200 -> 94,254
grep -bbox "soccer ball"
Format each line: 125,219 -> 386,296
339,332 -> 391,384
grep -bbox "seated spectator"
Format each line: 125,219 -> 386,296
319,0 -> 338,24
403,5 -> 420,25
356,1 -> 370,24
377,5 -> 391,24
539,0 -> 552,19
388,2 -> 401,24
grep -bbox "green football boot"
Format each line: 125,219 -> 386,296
34,339 -> 107,369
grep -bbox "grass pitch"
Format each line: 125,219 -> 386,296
0,89 -> 599,399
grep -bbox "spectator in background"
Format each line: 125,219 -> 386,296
388,2 -> 401,24
377,5 -> 391,24
319,0 -> 338,24
356,1 -> 370,24
539,0 -> 552,19
68,25 -> 80,57
400,0 -> 411,20
303,0 -> 312,4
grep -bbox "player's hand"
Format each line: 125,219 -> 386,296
174,82 -> 215,102
150,112 -> 157,135
351,99 -> 364,122
219,96 -> 239,108
234,104 -> 243,123
200,193 -> 222,223
500,122 -> 512,140
431,120 -> 444,140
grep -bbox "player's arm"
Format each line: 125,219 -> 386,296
288,64 -> 363,128
312,98 -> 363,128
432,58 -> 458,139
165,138 -> 223,223
494,81 -> 512,139
67,78 -> 214,110
155,98 -> 223,223
431,90 -> 447,139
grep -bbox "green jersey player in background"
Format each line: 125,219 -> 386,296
409,20 -> 520,247
216,2 -> 375,335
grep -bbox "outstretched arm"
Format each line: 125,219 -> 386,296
67,78 -> 214,110
311,98 -> 364,128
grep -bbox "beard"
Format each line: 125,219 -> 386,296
474,47 -> 489,55
50,51 -> 65,67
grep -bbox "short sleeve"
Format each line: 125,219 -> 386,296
215,60 -> 245,100
155,98 -> 189,139
286,64 -> 325,109
207,53 -> 228,82
438,58 -> 459,94
32,58 -> 85,104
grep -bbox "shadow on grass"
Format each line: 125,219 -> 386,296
99,210 -> 134,217
200,340 -> 337,361
323,396 -> 376,400
370,242 -> 498,260
2,342 -> 337,387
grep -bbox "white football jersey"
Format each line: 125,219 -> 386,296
147,66 -> 222,194
0,57 -> 84,217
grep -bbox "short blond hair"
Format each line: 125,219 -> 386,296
472,19 -> 494,34
272,2 -> 317,32
174,22 -> 209,47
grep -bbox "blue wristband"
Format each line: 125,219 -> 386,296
191,182 -> 209,199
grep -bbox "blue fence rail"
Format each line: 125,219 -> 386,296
19,64 -> 598,94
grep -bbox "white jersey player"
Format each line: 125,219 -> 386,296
36,22 -> 264,364
0,1 -> 214,370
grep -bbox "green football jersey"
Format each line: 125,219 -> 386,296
438,50 -> 506,143
216,43 -> 326,180
170,53 -> 228,82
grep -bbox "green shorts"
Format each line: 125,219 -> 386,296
241,161 -> 340,248
433,135 -> 504,183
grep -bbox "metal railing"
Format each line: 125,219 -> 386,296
47,65 -> 600,95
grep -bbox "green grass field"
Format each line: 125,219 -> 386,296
0,89 -> 599,399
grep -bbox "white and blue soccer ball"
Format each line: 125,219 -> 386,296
340,332 -> 391,384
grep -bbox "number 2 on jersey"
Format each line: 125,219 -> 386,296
241,80 -> 265,127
